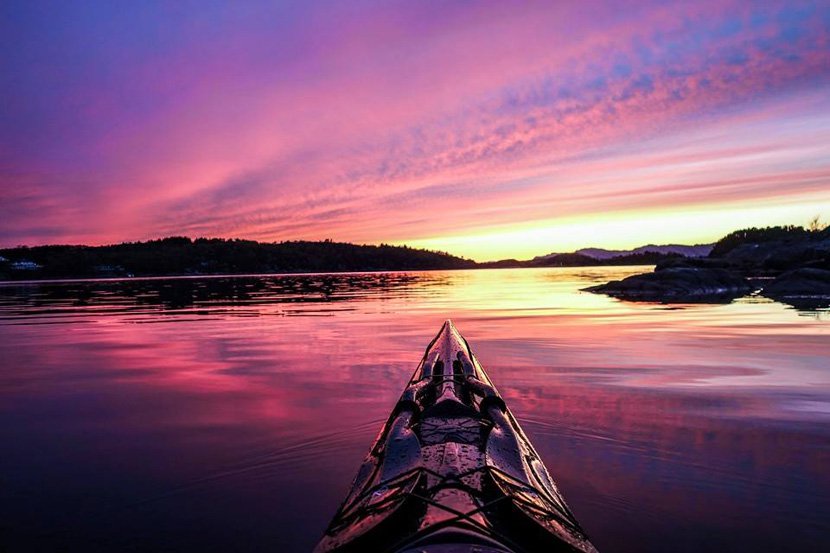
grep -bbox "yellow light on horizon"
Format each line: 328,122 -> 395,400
396,199 -> 830,261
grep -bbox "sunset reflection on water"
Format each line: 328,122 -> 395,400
0,268 -> 828,552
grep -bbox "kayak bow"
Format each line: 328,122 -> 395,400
315,320 -> 597,553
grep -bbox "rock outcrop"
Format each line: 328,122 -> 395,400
584,267 -> 753,303
762,268 -> 830,309
586,227 -> 830,309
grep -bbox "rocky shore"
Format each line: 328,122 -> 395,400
585,226 -> 830,309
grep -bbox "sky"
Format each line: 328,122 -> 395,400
1,1 -> 829,261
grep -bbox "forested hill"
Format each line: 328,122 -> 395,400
0,237 -> 476,280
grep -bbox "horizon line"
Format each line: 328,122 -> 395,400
1,219 -> 816,264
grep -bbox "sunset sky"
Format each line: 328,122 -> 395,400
2,1 -> 829,261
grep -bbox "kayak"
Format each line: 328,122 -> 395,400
314,320 -> 598,553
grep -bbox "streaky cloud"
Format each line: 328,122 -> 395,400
1,0 -> 829,257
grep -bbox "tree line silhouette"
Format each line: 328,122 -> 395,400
2,223 -> 826,280
0,237 -> 475,279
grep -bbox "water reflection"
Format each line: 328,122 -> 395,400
0,272 -> 438,316
0,268 -> 828,552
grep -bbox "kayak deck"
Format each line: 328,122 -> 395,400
314,320 -> 597,553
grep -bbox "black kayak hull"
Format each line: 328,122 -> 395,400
315,321 -> 597,553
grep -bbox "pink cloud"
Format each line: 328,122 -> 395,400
2,0 -> 829,252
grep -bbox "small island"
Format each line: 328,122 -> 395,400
585,224 -> 830,308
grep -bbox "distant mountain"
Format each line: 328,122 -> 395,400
533,243 -> 713,262
529,251 -> 687,267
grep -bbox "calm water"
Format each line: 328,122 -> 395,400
0,267 -> 828,552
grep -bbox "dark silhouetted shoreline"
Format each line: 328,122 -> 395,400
586,225 -> 830,308
0,237 -> 701,281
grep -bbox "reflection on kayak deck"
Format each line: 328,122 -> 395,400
0,267 -> 828,552
316,321 -> 596,553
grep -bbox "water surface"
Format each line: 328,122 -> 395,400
1,267 -> 828,552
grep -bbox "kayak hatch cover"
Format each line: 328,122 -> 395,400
314,320 -> 598,553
